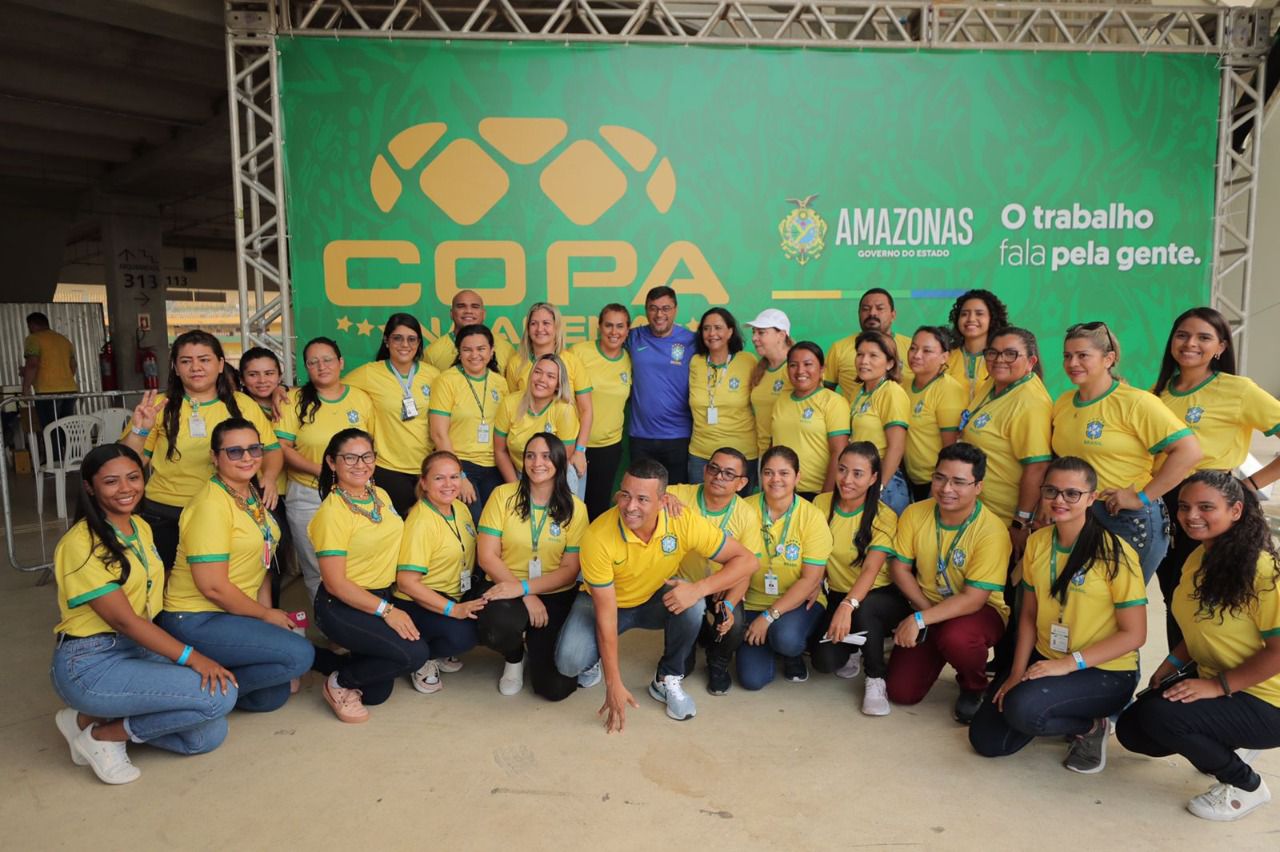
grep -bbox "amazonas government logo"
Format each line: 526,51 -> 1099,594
779,194 -> 828,266
325,118 -> 728,311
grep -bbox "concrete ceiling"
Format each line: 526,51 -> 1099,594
0,0 -> 234,250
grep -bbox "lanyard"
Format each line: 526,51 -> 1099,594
213,476 -> 275,567
1049,529 -> 1075,624
705,353 -> 733,407
697,486 -> 736,534
759,494 -> 797,558
427,500 -> 466,555
967,373 -> 1033,425
459,367 -> 491,423
529,503 -> 550,552
386,360 -> 417,399
115,520 -> 154,619
933,503 -> 980,597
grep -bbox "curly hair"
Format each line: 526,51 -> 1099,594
1183,471 -> 1280,624
947,289 -> 1010,344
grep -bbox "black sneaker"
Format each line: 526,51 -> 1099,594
1064,719 -> 1108,774
783,655 -> 809,683
707,663 -> 732,696
953,689 -> 983,724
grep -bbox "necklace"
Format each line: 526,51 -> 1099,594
336,485 -> 383,523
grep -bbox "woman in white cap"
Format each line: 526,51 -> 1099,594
746,308 -> 793,495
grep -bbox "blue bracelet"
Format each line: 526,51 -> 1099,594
721,599 -> 734,614
443,601 -> 455,616
1138,490 -> 1152,507
575,444 -> 587,453
176,645 -> 193,666
914,611 -> 926,629
521,579 -> 531,595
1166,653 -> 1185,669
1073,651 -> 1087,670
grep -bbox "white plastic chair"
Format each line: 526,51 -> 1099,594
92,408 -> 132,445
38,415 -> 99,518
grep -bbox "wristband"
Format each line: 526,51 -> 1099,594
176,645 -> 193,666
375,599 -> 388,617
131,426 -> 151,437
840,597 -> 859,610
575,444 -> 587,453
762,610 -> 775,624
1248,475 -> 1260,490
1219,672 -> 1233,697
1014,509 -> 1034,521
1072,651 -> 1087,670
443,600 -> 455,616
914,611 -> 926,629
1137,490 -> 1152,507
721,599 -> 734,614
1166,653 -> 1185,669
521,579 -> 531,595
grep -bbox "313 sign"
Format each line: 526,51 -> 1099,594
123,272 -> 160,289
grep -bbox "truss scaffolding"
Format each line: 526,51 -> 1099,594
226,0 -> 1276,373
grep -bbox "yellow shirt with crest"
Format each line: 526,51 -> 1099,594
275,385 -> 376,489
905,373 -> 967,485
569,341 -> 632,448
892,499 -> 1011,621
689,351 -> 759,460
477,482 -> 587,593
580,507 -> 727,609
769,388 -> 852,495
751,362 -> 793,456
344,360 -> 440,474
494,395 -> 581,472
428,367 -> 509,466
849,378 -> 911,464
823,332 -> 915,396
812,492 -> 898,594
54,518 -> 163,636
745,495 -> 833,611
960,374 -> 1053,524
1157,371 -> 1280,473
945,347 -> 990,402
309,486 -> 403,590
395,498 -> 477,600
667,484 -> 764,583
503,348 -> 592,397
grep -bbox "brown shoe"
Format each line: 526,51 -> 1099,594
323,674 -> 369,723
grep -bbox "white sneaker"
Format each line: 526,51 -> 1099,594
499,657 -> 525,696
438,656 -> 464,673
55,708 -> 87,766
577,660 -> 602,689
861,677 -> 891,716
648,674 -> 697,721
411,659 -> 443,694
72,724 -> 140,785
835,651 -> 863,679
1187,780 -> 1271,821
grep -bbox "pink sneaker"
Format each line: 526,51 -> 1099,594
323,673 -> 369,723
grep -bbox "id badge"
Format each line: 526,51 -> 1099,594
459,571 -> 472,595
764,571 -> 779,596
706,405 -> 719,425
189,413 -> 207,438
528,556 -> 543,579
401,396 -> 419,420
1049,622 -> 1070,653
262,541 -> 272,569
477,422 -> 491,444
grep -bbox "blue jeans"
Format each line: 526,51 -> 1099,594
313,585 -> 430,705
51,634 -> 236,755
969,652 -> 1138,757
736,606 -> 824,690
1091,499 -> 1170,582
461,461 -> 503,525
880,469 -> 911,516
156,611 -> 314,713
554,587 -> 705,680
401,598 -> 480,659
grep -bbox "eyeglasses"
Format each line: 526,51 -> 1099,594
930,473 -> 977,489
647,304 -> 676,314
336,452 -> 377,466
1041,485 -> 1087,503
219,444 -> 264,461
705,462 -> 744,481
305,355 -> 338,368
388,334 -> 419,345
982,348 -> 1025,363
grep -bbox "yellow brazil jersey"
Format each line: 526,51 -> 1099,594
849,378 -> 911,463
477,482 -> 588,593
1158,372 -> 1280,473
165,479 -> 281,614
667,484 -> 764,583
823,332 -> 915,398
504,347 -> 592,397
946,347 -> 990,402
275,385 -> 376,490
812,492 -> 898,595
54,518 -> 163,637
254,402 -> 289,497
133,392 -> 280,507
395,497 -> 477,600
1021,526 -> 1145,671
769,388 -> 852,495
1051,381 -> 1192,495
24,329 -> 78,392
960,374 -> 1053,524
424,333 -> 516,374
746,494 -> 834,611
428,367 -> 509,467
750,362 -> 792,456
494,395 -> 580,472
343,360 -> 440,474
689,351 -> 759,461
309,486 -> 403,590
1173,548 -> 1280,707
892,499 -> 1011,620
580,506 -> 728,609
569,341 -> 632,448
904,373 -> 967,485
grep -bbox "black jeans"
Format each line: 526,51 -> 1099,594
267,495 -> 289,606
312,585 -> 431,705
374,467 -> 419,519
140,498 -> 183,572
1155,486 -> 1199,650
475,584 -> 579,702
629,437 -> 690,485
34,396 -> 77,464
584,442 -> 625,520
684,598 -> 748,675
908,479 -> 932,503
460,461 -> 503,525
810,585 -> 912,679
1117,686 -> 1280,791
969,651 -> 1138,757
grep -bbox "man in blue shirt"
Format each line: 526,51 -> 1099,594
627,286 -> 696,484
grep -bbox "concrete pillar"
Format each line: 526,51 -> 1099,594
0,205 -> 71,302
102,214 -> 169,391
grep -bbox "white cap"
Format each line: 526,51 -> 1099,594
744,308 -> 791,334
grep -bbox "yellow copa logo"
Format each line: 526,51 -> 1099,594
368,118 -> 676,226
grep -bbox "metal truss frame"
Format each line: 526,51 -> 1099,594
226,1 -> 1276,372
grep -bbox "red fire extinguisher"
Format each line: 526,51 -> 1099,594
139,347 -> 159,390
99,342 -> 118,391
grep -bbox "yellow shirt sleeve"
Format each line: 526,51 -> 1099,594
428,371 -> 460,417
892,503 -> 922,564
579,516 -> 616,587
963,515 -> 1013,594
180,487 -> 233,562
881,381 -> 911,430
1133,389 -> 1193,454
309,498 -> 353,556
823,390 -> 853,437
561,349 -> 593,395
936,377 -> 967,432
679,510 -> 729,562
553,400 -> 581,441
274,388 -> 302,442
799,506 -> 835,567
1242,379 -> 1280,436
1111,542 -> 1148,607
1008,392 -> 1053,463
57,527 -> 120,606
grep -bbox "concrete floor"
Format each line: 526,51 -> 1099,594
2,470 -> 1278,850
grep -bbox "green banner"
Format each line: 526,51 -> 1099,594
278,39 -> 1218,392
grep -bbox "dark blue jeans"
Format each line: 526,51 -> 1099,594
401,597 -> 480,660
157,611 -> 314,713
555,587 -> 705,680
313,585 -> 430,705
736,605 -> 824,691
969,651 -> 1138,757
461,461 -> 503,525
